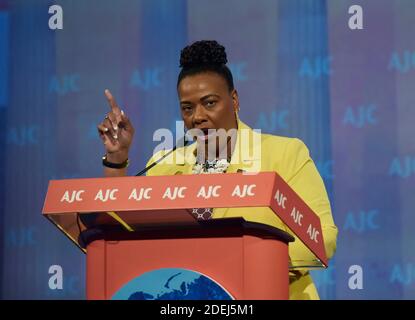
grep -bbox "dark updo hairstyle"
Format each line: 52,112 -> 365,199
177,40 -> 234,92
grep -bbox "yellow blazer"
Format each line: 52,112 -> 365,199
145,119 -> 338,300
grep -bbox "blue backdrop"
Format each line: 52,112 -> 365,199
0,0 -> 414,299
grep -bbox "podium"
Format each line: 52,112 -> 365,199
42,172 -> 328,300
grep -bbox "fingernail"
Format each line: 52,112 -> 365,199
113,134 -> 118,139
104,128 -> 109,132
113,125 -> 118,131
121,110 -> 125,115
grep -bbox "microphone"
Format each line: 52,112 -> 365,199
135,135 -> 190,176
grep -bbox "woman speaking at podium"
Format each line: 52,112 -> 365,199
97,40 -> 338,300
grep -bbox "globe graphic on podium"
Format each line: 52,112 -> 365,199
111,268 -> 234,300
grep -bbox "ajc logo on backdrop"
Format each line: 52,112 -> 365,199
388,156 -> 415,178
255,110 -> 289,132
4,226 -> 37,248
130,68 -> 162,91
343,210 -> 380,233
6,125 -> 39,146
299,56 -> 333,79
388,50 -> 415,74
342,105 -> 377,128
390,263 -> 415,286
49,74 -> 80,95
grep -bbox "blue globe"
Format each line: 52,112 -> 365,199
111,268 -> 234,300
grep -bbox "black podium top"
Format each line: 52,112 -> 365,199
78,217 -> 294,250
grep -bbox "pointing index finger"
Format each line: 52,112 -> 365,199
105,89 -> 121,115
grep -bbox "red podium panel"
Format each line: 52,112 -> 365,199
84,219 -> 293,300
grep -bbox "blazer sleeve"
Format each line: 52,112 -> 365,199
280,138 -> 338,266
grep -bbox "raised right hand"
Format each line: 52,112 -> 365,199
97,89 -> 135,163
